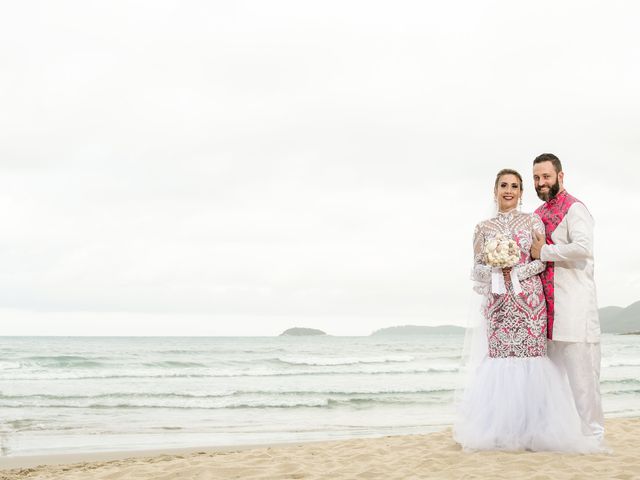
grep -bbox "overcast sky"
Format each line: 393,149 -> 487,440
1,0 -> 638,336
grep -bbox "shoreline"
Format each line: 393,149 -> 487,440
0,438 -> 341,470
1,417 -> 638,479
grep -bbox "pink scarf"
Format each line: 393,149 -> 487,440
534,190 -> 582,339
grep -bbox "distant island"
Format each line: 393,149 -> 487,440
276,303 -> 640,337
600,301 -> 640,334
371,325 -> 464,336
280,327 -> 327,336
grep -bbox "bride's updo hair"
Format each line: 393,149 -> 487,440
494,168 -> 523,192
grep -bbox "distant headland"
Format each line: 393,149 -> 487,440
599,301 -> 640,334
370,325 -> 464,336
275,303 -> 640,337
280,327 -> 327,336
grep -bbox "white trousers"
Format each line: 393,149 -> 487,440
548,341 -> 605,441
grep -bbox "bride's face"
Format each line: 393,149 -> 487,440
495,174 -> 521,212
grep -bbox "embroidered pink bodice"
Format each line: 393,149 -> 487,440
472,210 -> 548,358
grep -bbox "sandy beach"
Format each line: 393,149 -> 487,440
0,417 -> 637,480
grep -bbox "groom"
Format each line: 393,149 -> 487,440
530,153 -> 604,442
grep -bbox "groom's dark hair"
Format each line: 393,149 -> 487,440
533,153 -> 563,173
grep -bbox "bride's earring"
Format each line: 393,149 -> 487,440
519,196 -> 523,210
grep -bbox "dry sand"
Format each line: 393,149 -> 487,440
1,417 -> 638,479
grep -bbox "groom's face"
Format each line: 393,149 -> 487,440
533,161 -> 563,201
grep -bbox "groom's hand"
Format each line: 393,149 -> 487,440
531,231 -> 544,260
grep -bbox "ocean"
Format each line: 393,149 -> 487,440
1,334 -> 638,457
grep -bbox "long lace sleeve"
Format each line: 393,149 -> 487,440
471,223 -> 491,284
514,214 -> 546,280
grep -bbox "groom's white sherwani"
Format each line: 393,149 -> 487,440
536,191 -> 604,442
540,201 -> 600,342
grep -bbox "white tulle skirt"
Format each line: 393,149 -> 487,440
453,355 -> 602,453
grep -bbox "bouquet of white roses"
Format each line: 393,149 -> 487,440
484,234 -> 520,268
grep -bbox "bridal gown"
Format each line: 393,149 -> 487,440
453,210 -> 601,452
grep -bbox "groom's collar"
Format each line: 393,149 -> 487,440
546,188 -> 568,206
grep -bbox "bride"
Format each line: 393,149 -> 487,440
453,168 -> 601,452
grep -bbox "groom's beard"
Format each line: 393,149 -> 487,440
536,180 -> 560,201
